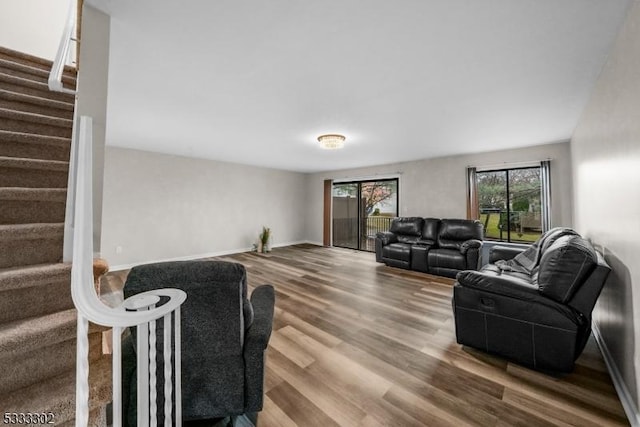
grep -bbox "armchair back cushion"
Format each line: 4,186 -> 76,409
537,235 -> 598,303
437,219 -> 483,251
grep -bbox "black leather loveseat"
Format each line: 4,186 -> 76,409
375,217 -> 484,278
452,227 -> 611,372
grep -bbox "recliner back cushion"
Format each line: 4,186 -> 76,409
390,217 -> 424,236
537,236 -> 597,303
437,219 -> 483,250
421,218 -> 440,242
508,227 -> 579,274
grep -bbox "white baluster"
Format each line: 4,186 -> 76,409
149,315 -> 157,426
163,313 -> 173,427
175,307 -> 182,427
75,314 -> 90,427
112,326 -> 122,427
137,320 -> 150,427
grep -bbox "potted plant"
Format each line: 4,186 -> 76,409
259,226 -> 271,253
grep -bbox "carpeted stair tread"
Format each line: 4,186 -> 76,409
0,263 -> 73,323
0,128 -> 70,146
0,308 -> 77,357
0,262 -> 70,292
0,57 -> 77,88
0,331 -> 103,395
0,106 -> 73,128
0,88 -> 75,119
0,72 -> 75,103
0,45 -> 77,75
0,156 -> 69,189
0,187 -> 66,202
0,223 -> 63,243
0,356 -> 112,425
0,155 -> 68,171
0,188 -> 67,224
0,130 -> 70,161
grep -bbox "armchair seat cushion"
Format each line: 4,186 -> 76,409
382,243 -> 412,262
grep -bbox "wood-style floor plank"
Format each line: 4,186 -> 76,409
223,245 -> 629,427
104,244 -> 630,426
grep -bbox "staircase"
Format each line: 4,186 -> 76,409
0,46 -> 110,426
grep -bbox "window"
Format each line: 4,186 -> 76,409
332,179 -> 398,251
470,163 -> 551,243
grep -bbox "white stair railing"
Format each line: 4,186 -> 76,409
49,0 -> 78,94
49,3 -> 187,425
70,117 -> 186,427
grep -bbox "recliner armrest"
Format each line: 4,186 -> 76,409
245,285 -> 275,351
244,284 -> 275,412
460,239 -> 482,254
376,231 -> 398,246
489,245 -> 526,263
456,270 -> 539,301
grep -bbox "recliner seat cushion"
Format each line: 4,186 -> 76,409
537,235 -> 597,303
382,243 -> 412,262
428,249 -> 465,270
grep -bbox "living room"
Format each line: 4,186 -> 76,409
1,0 -> 639,425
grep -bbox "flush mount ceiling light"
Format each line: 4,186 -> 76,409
317,134 -> 346,150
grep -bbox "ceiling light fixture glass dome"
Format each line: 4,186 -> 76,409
317,134 -> 346,149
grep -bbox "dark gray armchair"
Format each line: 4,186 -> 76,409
121,260 -> 274,425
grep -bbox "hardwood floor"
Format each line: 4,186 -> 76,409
104,244 -> 629,426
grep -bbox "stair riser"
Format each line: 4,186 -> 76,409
0,138 -> 70,161
0,97 -> 74,120
0,235 -> 63,268
0,116 -> 72,138
59,407 -> 108,427
0,79 -> 75,105
0,280 -> 73,323
0,166 -> 68,188
0,63 -> 76,90
0,333 -> 102,395
0,356 -> 112,426
0,199 -> 66,224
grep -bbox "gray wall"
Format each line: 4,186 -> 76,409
100,147 -> 308,269
76,5 -> 110,253
305,142 -> 573,244
571,0 -> 640,421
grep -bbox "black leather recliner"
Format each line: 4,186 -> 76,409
452,227 -> 611,372
375,217 -> 484,278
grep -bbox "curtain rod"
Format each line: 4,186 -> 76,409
470,158 -> 552,171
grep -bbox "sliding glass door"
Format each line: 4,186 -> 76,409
332,179 -> 398,251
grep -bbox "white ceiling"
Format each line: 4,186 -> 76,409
91,0 -> 631,173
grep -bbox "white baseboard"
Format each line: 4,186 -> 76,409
592,322 -> 640,427
108,240 -> 312,272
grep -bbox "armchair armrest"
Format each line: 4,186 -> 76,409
244,284 -> 275,412
460,239 -> 482,254
376,231 -> 398,245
